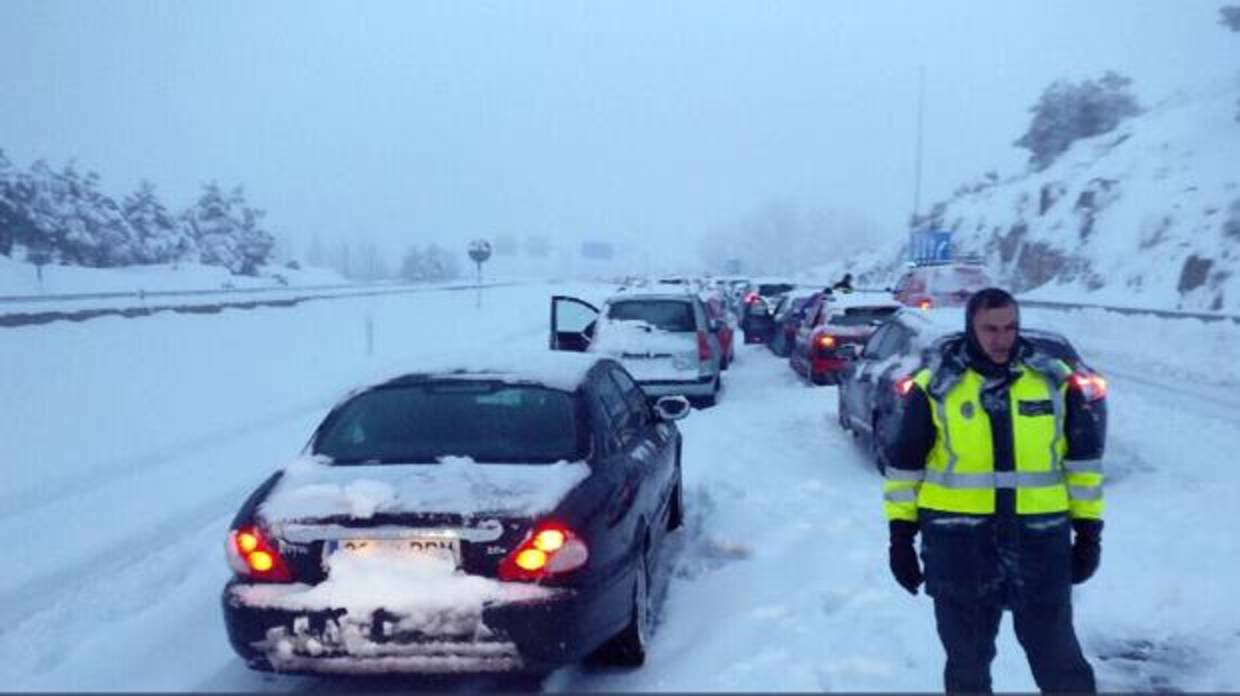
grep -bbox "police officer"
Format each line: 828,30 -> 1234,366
882,287 -> 1105,693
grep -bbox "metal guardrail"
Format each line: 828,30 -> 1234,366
0,282 -> 364,304
850,287 -> 1240,325
0,281 -> 517,328
1019,298 -> 1240,325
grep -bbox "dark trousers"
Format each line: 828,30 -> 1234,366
933,597 -> 1095,694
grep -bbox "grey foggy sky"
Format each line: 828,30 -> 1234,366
1,1 -> 1234,266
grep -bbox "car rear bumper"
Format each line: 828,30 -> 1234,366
638,374 -> 716,397
221,575 -> 629,676
811,356 -> 849,375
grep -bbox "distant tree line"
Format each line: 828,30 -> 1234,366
0,148 -> 275,275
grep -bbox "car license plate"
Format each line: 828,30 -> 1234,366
325,537 -> 461,565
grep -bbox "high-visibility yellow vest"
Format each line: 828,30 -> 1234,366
883,359 -> 1105,522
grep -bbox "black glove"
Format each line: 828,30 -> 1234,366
1071,519 -> 1103,585
888,520 -> 923,595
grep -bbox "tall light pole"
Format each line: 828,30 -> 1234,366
910,65 -> 926,258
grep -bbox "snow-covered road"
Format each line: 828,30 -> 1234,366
2,283 -> 1238,691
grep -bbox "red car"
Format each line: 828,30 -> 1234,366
790,295 -> 901,385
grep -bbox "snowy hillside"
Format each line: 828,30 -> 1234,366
813,78 -> 1240,313
916,77 -> 1240,312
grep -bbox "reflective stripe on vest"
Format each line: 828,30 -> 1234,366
1068,485 -> 1103,501
884,488 -> 918,503
923,469 -> 1064,489
928,395 -> 960,476
1064,458 -> 1103,474
885,468 -> 926,482
1047,381 -> 1066,473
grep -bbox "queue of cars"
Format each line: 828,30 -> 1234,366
220,261 -> 1108,683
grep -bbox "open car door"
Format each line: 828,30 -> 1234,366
550,295 -> 599,352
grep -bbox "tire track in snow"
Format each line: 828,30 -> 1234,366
0,397 -> 330,522
0,486 -> 245,678
1097,363 -> 1240,420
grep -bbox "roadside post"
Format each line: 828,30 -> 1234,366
467,238 -> 492,309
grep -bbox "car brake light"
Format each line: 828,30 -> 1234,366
227,525 -> 293,582
895,375 -> 916,397
697,331 -> 712,361
917,298 -> 933,310
1070,372 -> 1108,401
817,334 -> 837,350
745,292 -> 760,304
499,521 -> 589,581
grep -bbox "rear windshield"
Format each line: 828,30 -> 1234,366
1025,334 -> 1082,365
314,383 -> 581,464
758,283 -> 796,296
829,306 -> 900,326
607,300 -> 696,332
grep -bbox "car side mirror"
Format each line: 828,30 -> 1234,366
653,395 -> 691,421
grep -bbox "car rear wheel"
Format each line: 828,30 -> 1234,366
871,414 -> 886,475
690,377 -> 720,408
837,394 -> 853,434
667,463 -> 684,531
595,541 -> 652,667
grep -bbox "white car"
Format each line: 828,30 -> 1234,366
550,289 -> 724,407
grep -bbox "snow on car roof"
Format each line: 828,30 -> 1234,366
785,287 -> 822,301
367,350 -> 606,394
895,306 -> 967,340
827,292 -> 903,310
607,287 -> 696,301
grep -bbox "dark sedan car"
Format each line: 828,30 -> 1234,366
768,288 -> 826,358
836,308 -> 1108,473
739,280 -> 796,344
222,353 -> 689,679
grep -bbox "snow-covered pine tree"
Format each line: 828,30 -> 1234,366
124,180 -> 194,264
20,160 -> 69,266
228,186 -> 275,276
0,149 -> 18,256
184,182 -> 242,273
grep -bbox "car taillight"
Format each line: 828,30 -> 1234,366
227,525 -> 293,582
917,298 -> 933,310
816,334 -> 837,350
745,292 -> 760,304
1070,372 -> 1108,401
697,331 -> 712,360
895,375 -> 916,397
499,521 -> 589,582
